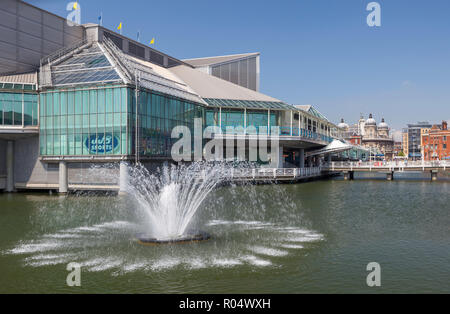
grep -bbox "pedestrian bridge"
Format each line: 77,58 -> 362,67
323,160 -> 449,181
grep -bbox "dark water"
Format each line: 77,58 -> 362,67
0,175 -> 449,293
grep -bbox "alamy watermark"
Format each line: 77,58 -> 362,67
171,118 -> 282,167
66,262 -> 81,287
367,2 -> 381,27
366,262 -> 381,287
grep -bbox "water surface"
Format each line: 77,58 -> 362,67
0,176 -> 449,293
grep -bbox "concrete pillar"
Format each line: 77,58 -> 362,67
58,161 -> 68,194
307,156 -> 312,168
431,170 -> 438,181
386,171 -> 394,181
119,161 -> 129,194
299,148 -> 305,168
343,171 -> 354,181
277,146 -> 284,168
6,141 -> 14,192
326,154 -> 332,163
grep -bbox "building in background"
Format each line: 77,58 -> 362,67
422,121 -> 449,160
183,53 -> 260,92
338,114 -> 394,160
403,122 -> 432,160
402,131 -> 409,157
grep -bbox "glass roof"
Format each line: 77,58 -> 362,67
307,106 -> 329,121
203,98 -> 295,110
50,43 -> 122,86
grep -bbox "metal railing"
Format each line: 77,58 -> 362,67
216,125 -> 333,143
324,160 -> 449,171
40,39 -> 88,66
194,167 -> 323,181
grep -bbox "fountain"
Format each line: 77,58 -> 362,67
125,162 -> 229,244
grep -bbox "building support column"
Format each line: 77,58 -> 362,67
326,154 -> 332,164
277,146 -> 284,168
299,148 -> 305,168
307,156 -> 312,168
119,161 -> 129,194
343,171 -> 354,181
58,161 -> 68,194
6,141 -> 14,192
431,170 -> 438,181
386,171 -> 394,181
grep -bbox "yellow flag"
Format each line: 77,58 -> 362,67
117,22 -> 122,30
73,2 -> 78,10
150,38 -> 155,45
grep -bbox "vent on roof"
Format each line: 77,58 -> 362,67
167,58 -> 181,68
104,32 -> 123,50
149,51 -> 164,67
128,42 -> 145,59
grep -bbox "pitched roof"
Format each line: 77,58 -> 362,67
183,53 -> 259,68
169,64 -> 281,102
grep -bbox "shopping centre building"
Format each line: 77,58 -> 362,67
0,0 -> 342,192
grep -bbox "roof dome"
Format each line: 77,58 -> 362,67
378,118 -> 389,129
365,113 -> 377,126
337,118 -> 349,129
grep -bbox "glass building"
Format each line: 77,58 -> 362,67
0,82 -> 38,127
38,39 -> 205,159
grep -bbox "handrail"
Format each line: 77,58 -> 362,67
324,160 -> 449,170
40,39 -> 88,66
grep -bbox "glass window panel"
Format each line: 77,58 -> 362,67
75,91 -> 82,114
90,90 -> 97,114
68,92 -> 74,114
106,88 -> 113,113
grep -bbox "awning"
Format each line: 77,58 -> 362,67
306,139 -> 368,157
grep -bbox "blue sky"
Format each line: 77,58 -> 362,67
27,0 -> 450,132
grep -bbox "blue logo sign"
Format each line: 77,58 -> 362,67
85,133 -> 119,154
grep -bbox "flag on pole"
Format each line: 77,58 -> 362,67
117,22 -> 122,34
73,2 -> 78,10
150,38 -> 155,45
137,31 -> 140,42
98,12 -> 103,26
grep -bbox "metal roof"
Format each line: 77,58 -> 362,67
204,98 -> 295,110
183,53 -> 260,68
169,64 -> 281,102
0,72 -> 37,85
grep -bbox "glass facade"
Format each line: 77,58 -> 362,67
39,84 -> 204,157
133,89 -> 204,157
206,108 -> 278,134
0,91 -> 38,126
39,85 -> 129,156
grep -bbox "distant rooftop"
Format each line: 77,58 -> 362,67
183,53 -> 260,68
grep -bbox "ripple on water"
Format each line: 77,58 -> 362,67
6,219 -> 324,275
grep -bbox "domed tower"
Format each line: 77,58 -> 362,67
364,113 -> 377,138
338,118 -> 349,131
378,118 -> 389,138
358,115 -> 366,136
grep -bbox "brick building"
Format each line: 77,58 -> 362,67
422,121 -> 450,160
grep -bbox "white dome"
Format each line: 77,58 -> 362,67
378,118 -> 388,129
365,114 -> 376,125
337,118 -> 349,129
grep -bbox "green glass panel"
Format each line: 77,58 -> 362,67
82,90 -> 89,114
98,89 -> 105,113
68,92 -> 74,114
89,90 -> 97,114
75,90 -> 82,114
